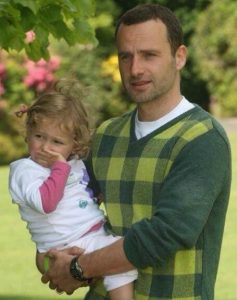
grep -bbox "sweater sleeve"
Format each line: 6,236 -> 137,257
123,129 -> 231,268
40,161 -> 71,213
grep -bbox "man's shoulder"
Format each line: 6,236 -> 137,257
188,105 -> 229,143
96,110 -> 134,135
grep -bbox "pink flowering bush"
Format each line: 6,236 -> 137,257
0,52 -> 61,165
0,52 -> 61,105
23,56 -> 61,92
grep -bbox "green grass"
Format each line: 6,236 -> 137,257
0,167 -> 88,300
0,125 -> 236,299
215,131 -> 237,299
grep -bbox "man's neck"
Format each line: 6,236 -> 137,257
137,94 -> 183,121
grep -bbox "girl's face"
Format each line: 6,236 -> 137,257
27,117 -> 75,168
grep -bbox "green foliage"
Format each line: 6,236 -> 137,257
51,0 -> 133,126
53,40 -> 133,127
0,133 -> 26,165
0,50 -> 61,164
1,52 -> 34,107
0,0 -> 97,61
192,0 -> 237,116
2,0 -> 236,165
0,109 -> 27,164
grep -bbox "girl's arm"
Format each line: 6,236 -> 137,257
40,161 -> 71,213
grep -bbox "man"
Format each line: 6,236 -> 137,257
40,4 -> 231,300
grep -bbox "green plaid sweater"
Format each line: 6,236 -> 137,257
85,105 -> 231,300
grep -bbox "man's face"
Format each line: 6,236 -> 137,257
116,20 -> 185,105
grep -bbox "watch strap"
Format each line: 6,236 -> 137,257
70,256 -> 92,283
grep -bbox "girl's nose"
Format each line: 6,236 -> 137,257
41,140 -> 50,151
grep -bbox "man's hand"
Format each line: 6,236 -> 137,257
41,247 -> 86,295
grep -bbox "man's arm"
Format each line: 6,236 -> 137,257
79,238 -> 134,278
40,238 -> 134,294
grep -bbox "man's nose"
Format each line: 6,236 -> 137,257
130,56 -> 144,77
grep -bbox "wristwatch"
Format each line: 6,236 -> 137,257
70,256 -> 91,282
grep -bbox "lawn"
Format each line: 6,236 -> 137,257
215,128 -> 237,299
0,121 -> 236,299
0,167 -> 88,300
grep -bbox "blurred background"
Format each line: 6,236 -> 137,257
0,0 -> 236,299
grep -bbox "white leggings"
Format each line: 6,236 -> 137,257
67,227 -> 138,291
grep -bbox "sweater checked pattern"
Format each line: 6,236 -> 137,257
86,106 -> 231,300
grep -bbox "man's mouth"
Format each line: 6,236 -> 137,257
130,80 -> 151,89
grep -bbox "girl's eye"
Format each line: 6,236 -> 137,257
35,134 -> 42,139
54,140 -> 64,145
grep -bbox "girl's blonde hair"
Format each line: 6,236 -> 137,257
23,79 -> 91,159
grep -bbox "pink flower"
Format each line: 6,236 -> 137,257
25,30 -> 36,44
49,56 -> 61,71
23,56 -> 61,92
37,59 -> 47,68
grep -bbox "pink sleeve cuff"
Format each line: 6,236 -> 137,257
40,161 -> 71,213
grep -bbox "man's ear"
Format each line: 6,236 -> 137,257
175,45 -> 187,70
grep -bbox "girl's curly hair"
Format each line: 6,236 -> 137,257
23,79 -> 91,159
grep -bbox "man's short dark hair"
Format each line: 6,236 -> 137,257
115,4 -> 183,56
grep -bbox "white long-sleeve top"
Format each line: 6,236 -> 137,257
9,158 -> 105,252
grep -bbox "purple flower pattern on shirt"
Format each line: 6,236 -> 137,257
81,168 -> 94,199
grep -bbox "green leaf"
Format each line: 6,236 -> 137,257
0,2 -> 21,21
0,17 -> 24,51
39,4 -> 62,22
25,38 -> 49,61
62,0 -> 96,21
0,0 -> 98,61
50,20 -> 75,45
60,0 -> 78,13
70,0 -> 96,17
34,25 -> 49,48
0,18 -> 9,47
18,6 -> 36,31
12,0 -> 39,15
73,18 -> 97,45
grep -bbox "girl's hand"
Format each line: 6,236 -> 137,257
35,149 -> 66,168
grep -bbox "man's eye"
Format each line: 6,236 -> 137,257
144,53 -> 156,58
119,54 -> 130,61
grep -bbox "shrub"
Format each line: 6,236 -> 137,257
0,51 -> 61,165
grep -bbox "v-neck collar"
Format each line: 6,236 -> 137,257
129,105 -> 200,144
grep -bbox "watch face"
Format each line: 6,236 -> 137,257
70,257 -> 93,284
70,257 -> 86,281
